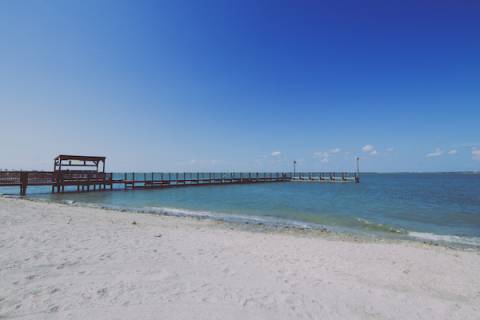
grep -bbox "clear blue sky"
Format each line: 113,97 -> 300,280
1,0 -> 479,172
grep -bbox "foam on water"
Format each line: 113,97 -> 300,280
82,202 -> 321,230
146,206 -> 316,228
408,232 -> 480,247
355,218 -> 407,234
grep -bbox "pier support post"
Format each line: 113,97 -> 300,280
19,172 -> 28,196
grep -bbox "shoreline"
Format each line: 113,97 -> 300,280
8,194 -> 480,251
1,197 -> 480,319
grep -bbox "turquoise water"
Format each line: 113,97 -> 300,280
3,173 -> 480,247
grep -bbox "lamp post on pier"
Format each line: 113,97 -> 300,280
293,160 -> 297,178
355,157 -> 360,183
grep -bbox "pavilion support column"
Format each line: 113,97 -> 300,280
19,172 -> 28,196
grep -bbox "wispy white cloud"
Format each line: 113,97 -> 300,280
447,149 -> 457,155
472,148 -> 480,161
386,147 -> 394,152
271,151 -> 281,157
361,144 -> 377,156
313,151 -> 330,163
426,148 -> 444,158
313,151 -> 328,158
179,159 -> 223,169
312,148 -> 342,163
362,145 -> 374,153
458,142 -> 479,148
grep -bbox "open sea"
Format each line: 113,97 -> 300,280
2,173 -> 480,247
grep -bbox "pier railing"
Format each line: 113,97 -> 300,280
0,171 -> 359,195
0,171 -> 113,195
0,171 -> 22,185
113,171 -> 358,190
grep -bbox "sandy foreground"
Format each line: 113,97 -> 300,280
0,197 -> 479,320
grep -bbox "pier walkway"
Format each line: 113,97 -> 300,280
0,171 -> 359,195
0,155 -> 359,195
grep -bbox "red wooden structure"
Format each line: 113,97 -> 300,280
54,155 -> 106,173
52,155 -> 112,193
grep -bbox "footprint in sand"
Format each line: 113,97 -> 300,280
97,287 -> 108,298
48,305 -> 59,313
222,267 -> 236,276
33,252 -> 43,260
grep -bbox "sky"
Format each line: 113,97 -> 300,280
0,0 -> 479,172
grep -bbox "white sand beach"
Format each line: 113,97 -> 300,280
1,197 -> 479,320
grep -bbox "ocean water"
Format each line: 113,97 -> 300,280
2,173 -> 480,247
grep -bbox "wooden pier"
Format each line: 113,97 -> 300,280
119,172 -> 292,190
0,155 -> 359,195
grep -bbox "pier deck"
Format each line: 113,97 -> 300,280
0,171 -> 359,195
0,153 -> 359,195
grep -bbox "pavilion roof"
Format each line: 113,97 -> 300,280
54,155 -> 106,162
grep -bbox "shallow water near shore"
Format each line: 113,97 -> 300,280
3,173 -> 480,247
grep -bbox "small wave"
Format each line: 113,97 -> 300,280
1,194 -> 22,199
356,218 -> 407,234
141,206 -> 319,230
408,232 -> 480,247
55,200 -> 325,231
